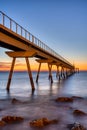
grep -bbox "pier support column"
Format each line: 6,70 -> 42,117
60,66 -> 63,79
67,69 -> 69,77
76,68 -> 79,73
56,66 -> 59,78
7,57 -> 16,91
65,68 -> 68,77
56,66 -> 60,81
62,67 -> 66,79
48,64 -> 53,83
60,66 -> 65,79
36,62 -> 41,83
59,74 -> 61,81
25,57 -> 35,90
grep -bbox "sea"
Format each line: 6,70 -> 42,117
0,71 -> 87,99
0,71 -> 87,130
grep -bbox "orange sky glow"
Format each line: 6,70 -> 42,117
0,59 -> 87,72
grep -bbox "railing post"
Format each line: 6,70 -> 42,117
20,27 -> 22,36
10,19 -> 12,30
32,35 -> 34,43
28,32 -> 30,41
25,30 -> 27,39
38,40 -> 39,46
16,23 -> 17,33
2,13 -> 5,26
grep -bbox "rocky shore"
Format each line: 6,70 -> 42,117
0,95 -> 87,130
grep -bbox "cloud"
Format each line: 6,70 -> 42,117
0,62 -> 11,70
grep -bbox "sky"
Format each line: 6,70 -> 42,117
0,0 -> 87,71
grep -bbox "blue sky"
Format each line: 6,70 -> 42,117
0,0 -> 87,70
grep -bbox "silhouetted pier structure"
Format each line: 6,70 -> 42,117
0,11 -> 75,91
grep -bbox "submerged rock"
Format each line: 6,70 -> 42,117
67,122 -> 86,130
11,98 -> 22,104
29,117 -> 58,127
73,109 -> 86,116
2,116 -> 24,124
55,97 -> 73,102
0,120 -> 6,126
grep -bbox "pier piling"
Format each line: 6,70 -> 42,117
7,57 -> 16,91
36,63 -> 41,83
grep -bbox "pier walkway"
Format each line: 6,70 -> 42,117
0,11 -> 75,91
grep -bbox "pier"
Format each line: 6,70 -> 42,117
0,11 -> 75,91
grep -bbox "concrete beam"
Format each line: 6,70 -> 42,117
5,51 -> 37,58
36,59 -> 53,63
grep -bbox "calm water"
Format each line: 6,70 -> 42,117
0,71 -> 87,130
0,71 -> 87,99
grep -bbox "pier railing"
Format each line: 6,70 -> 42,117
0,11 -> 73,67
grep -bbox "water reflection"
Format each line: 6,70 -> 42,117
5,74 -> 74,100
1,72 -> 87,100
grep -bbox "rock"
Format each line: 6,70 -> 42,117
49,119 -> 58,124
2,116 -> 24,124
0,120 -> 6,126
67,123 -> 75,129
73,109 -> 86,116
11,98 -> 21,104
55,97 -> 73,102
67,122 -> 86,130
30,118 -> 44,127
29,118 -> 58,127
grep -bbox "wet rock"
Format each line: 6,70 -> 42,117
67,122 -> 86,130
67,123 -> 75,129
11,98 -> 21,104
55,97 -> 73,102
73,109 -> 86,116
2,116 -> 24,124
29,118 -> 58,127
0,120 -> 6,126
49,119 -> 58,124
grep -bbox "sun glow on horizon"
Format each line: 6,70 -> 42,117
0,59 -> 87,72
